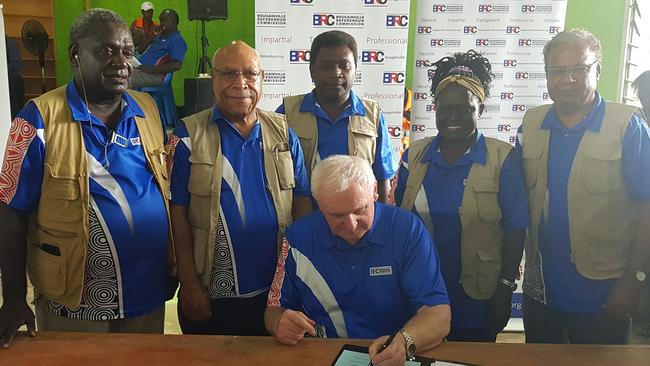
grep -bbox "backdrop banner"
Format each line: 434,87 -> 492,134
255,0 -> 412,159
410,0 -> 568,145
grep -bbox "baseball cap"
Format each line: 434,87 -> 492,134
141,1 -> 154,11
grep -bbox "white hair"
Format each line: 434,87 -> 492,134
311,155 -> 375,200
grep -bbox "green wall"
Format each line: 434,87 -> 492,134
564,0 -> 627,101
54,0 -> 255,105
54,0 -> 627,106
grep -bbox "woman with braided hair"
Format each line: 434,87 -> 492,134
395,50 -> 529,342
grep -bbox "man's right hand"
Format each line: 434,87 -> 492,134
0,300 -> 35,349
274,309 -> 316,345
178,280 -> 211,322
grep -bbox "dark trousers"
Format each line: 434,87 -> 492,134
523,294 -> 630,344
178,291 -> 269,336
446,327 -> 497,342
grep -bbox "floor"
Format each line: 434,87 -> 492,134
1,279 -> 649,345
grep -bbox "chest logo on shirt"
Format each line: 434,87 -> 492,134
369,266 -> 393,277
111,132 -> 129,148
130,137 -> 142,146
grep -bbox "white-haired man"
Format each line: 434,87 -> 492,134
264,155 -> 450,366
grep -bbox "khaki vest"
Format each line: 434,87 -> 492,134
283,94 -> 379,177
521,102 -> 639,280
400,136 -> 512,300
182,108 -> 295,286
26,85 -> 173,309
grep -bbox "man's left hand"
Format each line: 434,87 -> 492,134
604,276 -> 641,319
488,285 -> 513,335
368,334 -> 407,366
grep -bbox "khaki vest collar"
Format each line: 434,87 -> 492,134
65,82 -> 146,122
300,89 -> 368,118
420,131 -> 487,165
541,92 -> 605,133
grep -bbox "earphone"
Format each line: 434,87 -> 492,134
73,52 -> 111,170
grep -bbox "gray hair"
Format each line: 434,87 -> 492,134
543,28 -> 602,65
69,8 -> 126,46
311,155 -> 375,200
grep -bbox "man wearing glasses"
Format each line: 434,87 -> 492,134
166,41 -> 312,335
516,28 -> 650,344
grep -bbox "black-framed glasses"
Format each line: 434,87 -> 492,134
212,68 -> 261,82
545,60 -> 599,79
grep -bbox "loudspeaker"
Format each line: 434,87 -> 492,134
188,0 -> 228,20
183,77 -> 214,117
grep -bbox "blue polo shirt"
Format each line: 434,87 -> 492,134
276,90 -> 397,180
169,107 -> 310,297
515,92 -> 650,312
394,131 -> 529,329
0,82 -> 168,320
138,31 -> 187,66
270,202 -> 449,339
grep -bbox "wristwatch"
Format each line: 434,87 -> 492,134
498,278 -> 518,291
399,329 -> 416,361
634,270 -> 647,283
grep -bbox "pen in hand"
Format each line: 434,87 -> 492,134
368,329 -> 400,366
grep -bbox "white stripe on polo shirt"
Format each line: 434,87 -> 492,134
291,247 -> 347,338
414,185 -> 435,236
222,156 -> 246,226
87,152 -> 135,234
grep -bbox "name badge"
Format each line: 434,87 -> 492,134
369,266 -> 393,277
111,132 -> 129,148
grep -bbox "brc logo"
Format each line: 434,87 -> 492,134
364,0 -> 388,4
518,39 -> 533,46
417,26 -> 432,34
412,124 -> 426,132
478,4 -> 492,12
498,124 -> 512,131
476,39 -> 490,46
386,15 -> 408,27
500,92 -> 514,100
415,59 -> 431,67
506,26 -> 520,34
512,104 -> 527,112
383,72 -> 405,84
463,26 -> 478,34
509,136 -> 517,144
289,50 -> 311,62
432,5 -> 446,12
515,72 -> 529,79
388,126 -> 402,137
425,105 -> 435,112
503,59 -> 518,67
413,92 -> 428,100
542,92 -> 549,100
521,5 -> 536,12
361,51 -> 385,63
431,39 -> 445,47
549,26 -> 561,34
290,0 -> 313,3
313,14 -> 335,26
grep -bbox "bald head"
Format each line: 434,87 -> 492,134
211,41 -> 264,124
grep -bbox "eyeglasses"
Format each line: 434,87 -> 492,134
545,60 -> 599,79
212,68 -> 261,82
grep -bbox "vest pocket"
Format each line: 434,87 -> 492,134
27,243 -> 67,297
42,178 -> 82,223
583,156 -> 624,193
473,182 -> 501,223
476,248 -> 500,297
188,161 -> 214,230
349,120 -> 377,163
272,144 -> 296,190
